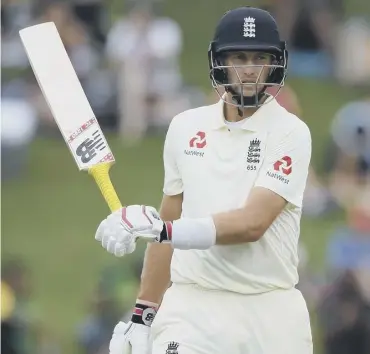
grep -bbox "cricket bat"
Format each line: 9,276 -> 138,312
19,22 -> 122,212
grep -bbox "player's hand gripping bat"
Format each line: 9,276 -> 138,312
19,22 -> 121,212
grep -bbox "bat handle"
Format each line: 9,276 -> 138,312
88,163 -> 122,212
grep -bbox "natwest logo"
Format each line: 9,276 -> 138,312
273,156 -> 292,175
184,131 -> 206,157
189,131 -> 206,149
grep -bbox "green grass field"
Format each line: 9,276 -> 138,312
2,0 -> 370,351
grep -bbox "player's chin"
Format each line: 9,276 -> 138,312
233,85 -> 264,97
241,90 -> 256,97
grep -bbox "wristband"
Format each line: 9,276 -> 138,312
172,217 -> 216,250
131,300 -> 158,326
159,217 -> 216,250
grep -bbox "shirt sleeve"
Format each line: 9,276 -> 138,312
254,123 -> 312,208
163,119 -> 184,196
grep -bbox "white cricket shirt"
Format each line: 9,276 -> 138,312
162,97 -> 312,294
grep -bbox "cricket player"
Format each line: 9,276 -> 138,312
95,6 -> 313,354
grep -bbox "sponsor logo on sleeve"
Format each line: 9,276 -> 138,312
266,156 -> 292,184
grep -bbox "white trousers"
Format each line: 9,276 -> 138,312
150,283 -> 313,354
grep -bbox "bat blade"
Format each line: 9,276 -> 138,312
19,22 -> 114,171
19,22 -> 122,212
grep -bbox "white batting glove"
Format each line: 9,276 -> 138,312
95,205 -> 172,257
109,321 -> 151,354
109,301 -> 158,354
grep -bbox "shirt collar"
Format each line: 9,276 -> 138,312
211,94 -> 279,132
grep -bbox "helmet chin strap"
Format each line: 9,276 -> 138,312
226,86 -> 267,117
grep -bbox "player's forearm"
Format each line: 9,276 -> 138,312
213,207 -> 264,244
137,194 -> 183,304
169,188 -> 286,249
137,243 -> 173,304
212,188 -> 287,244
170,207 -> 262,250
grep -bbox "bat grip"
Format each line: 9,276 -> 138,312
88,163 -> 122,212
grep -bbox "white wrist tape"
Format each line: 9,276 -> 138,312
171,217 -> 216,250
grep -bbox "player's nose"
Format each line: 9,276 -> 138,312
242,66 -> 262,82
241,64 -> 258,76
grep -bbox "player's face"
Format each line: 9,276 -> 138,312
224,51 -> 273,96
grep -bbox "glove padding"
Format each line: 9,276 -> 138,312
95,205 -> 165,257
109,321 -> 151,354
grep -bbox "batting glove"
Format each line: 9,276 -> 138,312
109,301 -> 158,354
95,205 -> 172,257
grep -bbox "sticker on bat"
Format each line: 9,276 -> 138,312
75,130 -> 107,164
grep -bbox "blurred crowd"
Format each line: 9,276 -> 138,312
2,0 -> 370,353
